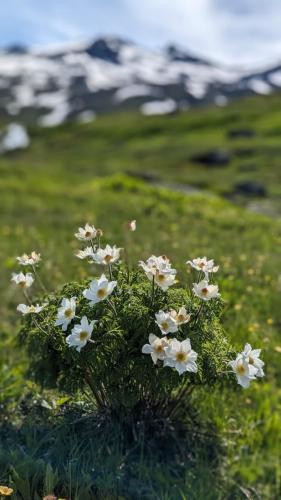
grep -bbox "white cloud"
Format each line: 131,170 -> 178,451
121,0 -> 281,67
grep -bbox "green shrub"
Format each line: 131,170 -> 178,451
14,226 -> 265,419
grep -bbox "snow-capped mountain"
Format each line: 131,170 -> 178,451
0,37 -> 280,126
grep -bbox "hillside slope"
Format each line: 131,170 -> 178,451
1,93 -> 281,214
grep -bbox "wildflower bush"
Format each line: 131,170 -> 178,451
15,222 -> 265,418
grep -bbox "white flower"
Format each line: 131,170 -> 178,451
154,269 -> 177,291
17,303 -> 46,315
164,338 -> 198,375
139,255 -> 176,280
66,316 -> 96,352
229,355 -> 258,388
142,334 -> 169,364
187,257 -> 219,278
155,310 -> 178,335
91,244 -> 121,265
55,297 -> 76,331
83,274 -> 117,305
192,279 -> 220,301
241,343 -> 265,378
170,306 -> 191,326
75,223 -> 97,241
16,251 -> 41,266
76,246 -> 95,260
11,272 -> 34,288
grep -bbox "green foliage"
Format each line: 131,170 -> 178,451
1,97 -> 281,497
20,265 -> 233,415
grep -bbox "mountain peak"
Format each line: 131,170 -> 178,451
0,36 -> 279,126
4,43 -> 28,55
85,36 -> 131,63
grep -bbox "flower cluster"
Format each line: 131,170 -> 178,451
51,226 -> 120,351
229,343 -> 265,388
54,273 -> 117,351
11,251 -> 46,314
142,307 -> 194,375
13,222 -> 265,396
139,254 -> 177,291
74,223 -> 121,267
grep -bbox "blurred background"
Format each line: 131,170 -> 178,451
1,2 -> 281,498
1,0 -> 281,214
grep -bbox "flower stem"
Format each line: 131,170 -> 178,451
90,239 -> 96,252
107,298 -> 118,317
23,290 -> 31,304
193,302 -> 204,326
108,264 -> 113,281
32,265 -> 48,294
32,317 -> 48,335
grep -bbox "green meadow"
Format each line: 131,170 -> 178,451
0,94 -> 281,499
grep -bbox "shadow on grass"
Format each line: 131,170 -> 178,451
0,399 -> 230,500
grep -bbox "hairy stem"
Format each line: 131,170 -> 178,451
32,265 -> 48,294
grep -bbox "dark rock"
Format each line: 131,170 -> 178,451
191,149 -> 230,166
233,181 -> 266,197
166,45 -> 210,65
227,128 -> 256,139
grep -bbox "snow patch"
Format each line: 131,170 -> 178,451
113,84 -> 159,102
215,94 -> 228,106
248,79 -> 272,95
0,123 -> 30,152
141,99 -> 177,116
268,71 -> 281,86
77,110 -> 96,123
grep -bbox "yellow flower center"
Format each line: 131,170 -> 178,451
237,363 -> 246,375
161,321 -> 169,331
177,314 -> 185,323
201,287 -> 209,295
155,343 -> 164,354
64,308 -> 73,318
176,351 -> 187,362
97,288 -> 107,298
248,356 -> 254,365
85,231 -> 92,237
19,281 -> 26,288
104,254 -> 113,263
79,331 -> 89,341
157,274 -> 165,282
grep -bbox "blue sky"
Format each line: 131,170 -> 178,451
1,0 -> 281,67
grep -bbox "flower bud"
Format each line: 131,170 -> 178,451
127,220 -> 136,231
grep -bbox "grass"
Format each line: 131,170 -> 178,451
0,94 -> 281,498
2,92 -> 281,214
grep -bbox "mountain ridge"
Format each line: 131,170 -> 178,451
0,36 -> 280,126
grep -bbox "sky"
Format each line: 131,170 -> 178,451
1,0 -> 281,68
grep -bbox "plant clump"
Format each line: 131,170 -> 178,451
13,221 -> 265,418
